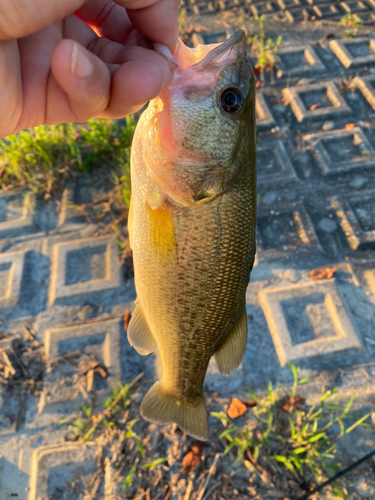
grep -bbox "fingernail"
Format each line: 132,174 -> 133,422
71,43 -> 93,78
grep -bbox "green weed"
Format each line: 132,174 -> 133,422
0,118 -> 135,202
340,13 -> 363,27
250,15 -> 282,81
211,363 -> 375,498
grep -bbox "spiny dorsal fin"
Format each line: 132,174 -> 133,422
127,303 -> 157,356
215,307 -> 247,377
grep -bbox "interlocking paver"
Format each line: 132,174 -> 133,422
303,127 -> 375,175
276,44 -> 326,76
259,277 -> 362,366
353,75 -> 375,110
330,191 -> 375,250
257,139 -> 298,184
283,81 -> 351,122
256,92 -> 276,130
48,236 -> 121,306
329,37 -> 375,68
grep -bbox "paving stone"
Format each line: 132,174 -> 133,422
329,37 -> 375,69
276,44 -> 326,76
256,201 -> 321,258
28,443 -> 104,500
0,250 -> 25,309
330,190 -> 375,250
249,1 -> 280,16
48,235 -> 121,306
257,139 -> 298,184
312,2 -> 343,18
353,75 -> 375,110
341,0 -> 371,13
44,317 -> 121,381
283,82 -> 351,122
303,127 -> 375,175
0,191 -> 34,237
256,92 -> 276,130
258,276 -> 362,367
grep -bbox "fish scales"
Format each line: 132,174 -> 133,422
127,31 -> 256,440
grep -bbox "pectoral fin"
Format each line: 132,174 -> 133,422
127,303 -> 157,356
215,307 -> 248,377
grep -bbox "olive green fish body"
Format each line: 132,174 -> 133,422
128,31 -> 256,440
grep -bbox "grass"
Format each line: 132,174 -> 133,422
0,117 -> 135,204
340,13 -> 362,38
58,375 -> 167,492
56,364 -> 375,498
211,363 -> 375,498
249,15 -> 282,82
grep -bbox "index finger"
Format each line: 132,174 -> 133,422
115,0 -> 180,52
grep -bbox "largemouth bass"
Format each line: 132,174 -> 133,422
127,30 -> 256,440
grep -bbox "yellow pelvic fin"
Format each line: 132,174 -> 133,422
140,382 -> 208,441
215,307 -> 248,377
147,204 -> 176,259
127,303 -> 157,356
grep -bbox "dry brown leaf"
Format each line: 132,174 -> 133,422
245,399 -> 258,408
280,395 -> 305,412
182,441 -> 204,472
123,310 -> 132,330
345,123 -> 355,130
256,80 -> 263,88
309,267 -> 336,280
227,398 -> 247,419
309,103 -> 320,111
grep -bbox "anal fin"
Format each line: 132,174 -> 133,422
215,307 -> 248,377
127,303 -> 157,356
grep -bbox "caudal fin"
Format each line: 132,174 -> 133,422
140,382 -> 208,441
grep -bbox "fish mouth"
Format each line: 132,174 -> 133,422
199,30 -> 248,65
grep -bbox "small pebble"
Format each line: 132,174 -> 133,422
262,191 -> 277,205
322,121 -> 334,131
318,218 -> 337,233
349,175 -> 367,190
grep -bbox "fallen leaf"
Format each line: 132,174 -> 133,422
245,399 -> 258,408
182,441 -> 204,472
256,80 -> 263,88
325,33 -> 335,39
280,395 -> 305,412
309,103 -> 321,111
309,267 -> 336,280
345,123 -> 355,130
123,310 -> 132,330
227,398 -> 247,419
253,65 -> 261,78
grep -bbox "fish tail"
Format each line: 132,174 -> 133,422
140,382 -> 208,441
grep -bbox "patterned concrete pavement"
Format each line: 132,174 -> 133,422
1,5 -> 375,499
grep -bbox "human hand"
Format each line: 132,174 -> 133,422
0,0 -> 179,138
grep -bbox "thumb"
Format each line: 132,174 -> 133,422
0,0 -> 86,40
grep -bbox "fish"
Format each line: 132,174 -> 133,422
127,30 -> 256,441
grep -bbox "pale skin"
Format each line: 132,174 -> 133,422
0,0 -> 180,138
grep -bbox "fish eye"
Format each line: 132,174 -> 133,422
220,88 -> 243,114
